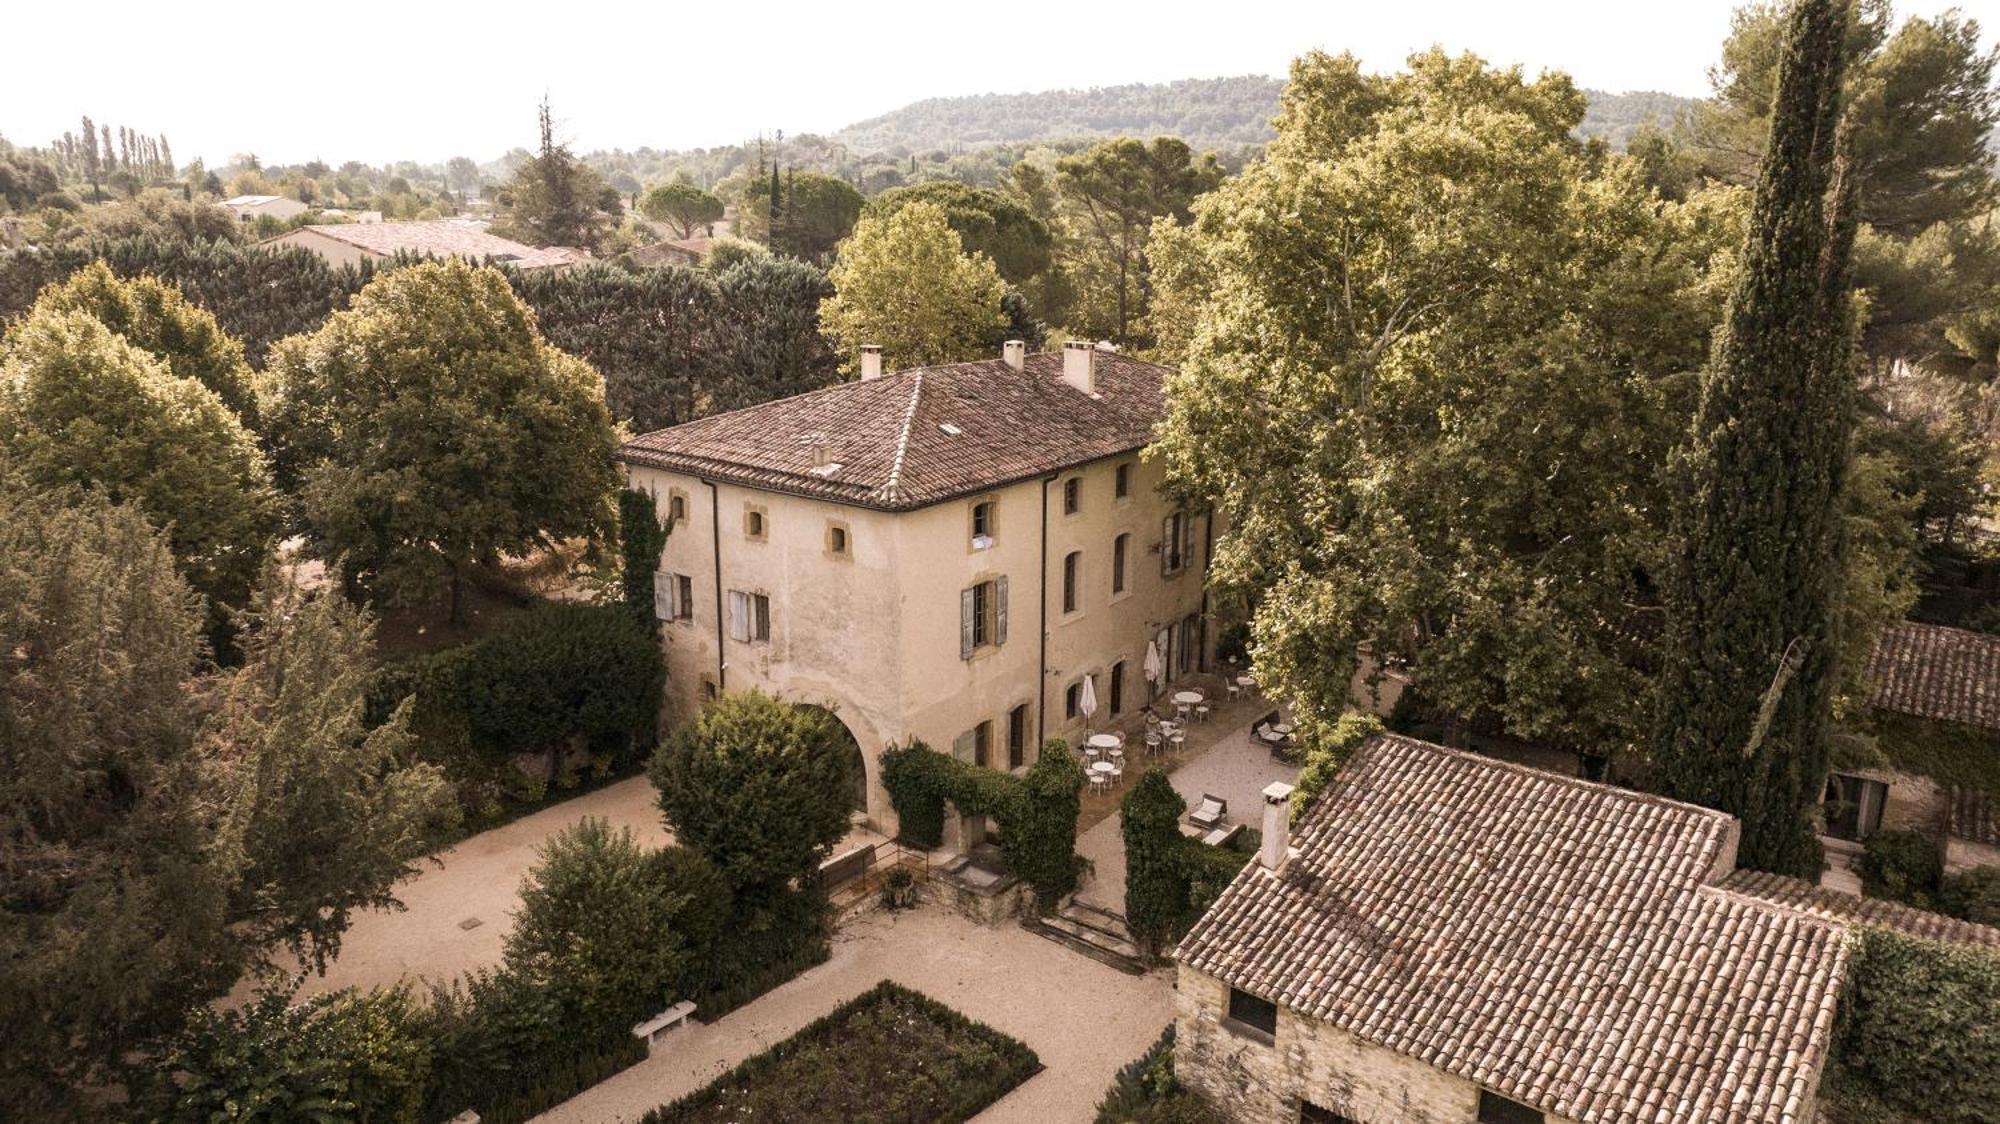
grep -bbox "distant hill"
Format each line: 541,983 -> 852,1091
831,76 -> 1698,155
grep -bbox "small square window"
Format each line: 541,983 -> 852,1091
1062,476 -> 1080,515
1226,987 -> 1277,1038
827,522 -> 850,557
668,492 -> 688,523
970,500 -> 996,549
744,506 -> 767,540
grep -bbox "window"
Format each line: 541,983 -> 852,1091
827,522 -> 850,558
1112,533 -> 1129,595
970,500 -> 996,549
1115,462 -> 1131,498
1225,987 -> 1277,1038
1062,476 -> 1080,515
727,590 -> 770,643
960,577 -> 1007,658
676,575 -> 693,621
1062,551 -> 1081,614
668,491 -> 688,523
744,506 -> 767,540
1110,661 -> 1125,715
1824,774 -> 1888,842
973,720 -> 992,768
1008,704 -> 1029,770
1477,1091 -> 1545,1124
1065,681 -> 1082,720
654,572 -> 695,622
1299,1105 -> 1358,1124
1161,510 -> 1194,575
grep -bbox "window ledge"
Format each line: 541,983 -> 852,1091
1221,1017 -> 1275,1047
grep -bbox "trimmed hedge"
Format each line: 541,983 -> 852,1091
1120,770 -> 1255,955
638,981 -> 1040,1124
1828,928 -> 2000,1124
1860,829 -> 1945,911
1095,1026 -> 1224,1124
878,739 -> 1087,907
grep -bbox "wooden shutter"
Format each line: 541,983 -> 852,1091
994,576 -> 1008,646
754,594 -> 770,641
653,571 -> 675,621
728,591 -> 749,642
952,729 -> 976,762
1161,515 -> 1175,575
960,586 -> 976,660
1182,512 -> 1197,569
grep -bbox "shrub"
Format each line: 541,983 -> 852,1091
1860,829 -> 1944,909
457,601 -> 665,776
1940,867 -> 2000,927
1829,928 -> 2000,1124
1291,712 -> 1385,812
1095,1026 -> 1224,1124
134,985 -> 432,1124
619,486 -> 670,629
1123,772 -> 1193,954
638,981 -> 1039,1124
879,738 -> 1085,907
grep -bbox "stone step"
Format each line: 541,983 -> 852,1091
1059,901 -> 1137,946
1020,914 -> 1150,975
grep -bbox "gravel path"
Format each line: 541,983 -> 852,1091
533,907 -> 1174,1124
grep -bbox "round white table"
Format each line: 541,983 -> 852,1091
1235,675 -> 1256,688
1173,690 -> 1204,706
1087,733 -> 1123,751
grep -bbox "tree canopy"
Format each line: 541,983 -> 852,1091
819,201 -> 1008,371
1054,136 -> 1223,343
640,180 -> 725,239
263,259 -> 618,618
866,181 -> 1054,289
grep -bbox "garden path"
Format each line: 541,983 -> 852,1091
533,907 -> 1175,1124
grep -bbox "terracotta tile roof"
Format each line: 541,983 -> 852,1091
1867,620 -> 2000,731
1947,786 -> 1999,847
1176,734 -> 1850,1124
285,221 -> 582,270
1720,869 -> 2000,947
616,350 -> 1166,511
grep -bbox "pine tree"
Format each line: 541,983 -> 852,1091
1652,0 -> 1859,876
79,115 -> 100,201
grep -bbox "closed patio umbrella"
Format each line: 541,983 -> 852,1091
1080,674 -> 1098,723
1143,638 -> 1162,683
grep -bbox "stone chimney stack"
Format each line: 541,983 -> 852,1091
1260,781 -> 1297,870
1060,339 -> 1096,396
859,344 -> 883,381
1002,339 -> 1026,371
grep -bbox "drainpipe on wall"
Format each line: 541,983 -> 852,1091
1036,473 -> 1052,751
704,479 -> 726,692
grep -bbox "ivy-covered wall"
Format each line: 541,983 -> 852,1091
1825,927 -> 2000,1124
878,739 -> 1086,907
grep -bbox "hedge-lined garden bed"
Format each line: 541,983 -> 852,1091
639,981 -> 1041,1123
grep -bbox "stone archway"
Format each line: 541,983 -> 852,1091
794,702 -> 868,817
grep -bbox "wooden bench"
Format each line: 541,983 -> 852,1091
632,1000 -> 698,1054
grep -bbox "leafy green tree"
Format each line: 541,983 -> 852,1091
866,181 -> 1054,290
649,691 -> 852,904
0,307 -> 277,609
495,99 -> 617,250
505,819 -> 729,1031
710,256 -> 840,412
819,201 -> 1008,371
1152,50 -> 1722,757
1055,137 -> 1223,343
0,474 -> 232,1112
204,561 -> 456,970
27,259 -> 259,422
509,263 -> 720,431
1653,0 -> 1858,876
621,486 -> 671,629
641,180 -> 725,239
741,171 -> 864,262
132,985 -> 432,1124
263,260 -> 618,621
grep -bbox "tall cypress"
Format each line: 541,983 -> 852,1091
1653,0 -> 1858,877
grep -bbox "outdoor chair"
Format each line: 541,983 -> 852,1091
1188,793 -> 1228,831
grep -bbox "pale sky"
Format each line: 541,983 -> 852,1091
4,0 -> 1994,168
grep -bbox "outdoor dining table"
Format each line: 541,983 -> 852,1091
1088,761 -> 1119,790
1172,690 -> 1204,706
1086,733 -> 1123,751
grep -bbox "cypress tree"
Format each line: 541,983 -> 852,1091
1653,0 -> 1859,876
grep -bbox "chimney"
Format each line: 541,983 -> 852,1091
1002,339 -> 1026,371
802,432 -> 830,468
1060,339 -> 1096,396
1260,781 -> 1297,870
859,344 -> 883,381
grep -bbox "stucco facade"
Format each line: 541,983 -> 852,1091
1175,965 -> 1580,1124
626,449 -> 1212,833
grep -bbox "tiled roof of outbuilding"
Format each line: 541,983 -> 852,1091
1867,620 -> 2000,731
281,221 -> 583,270
1720,868 -> 2000,947
1176,734 -> 1850,1124
615,350 -> 1167,511
1947,786 -> 1999,847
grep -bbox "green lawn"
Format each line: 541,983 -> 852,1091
639,981 -> 1040,1124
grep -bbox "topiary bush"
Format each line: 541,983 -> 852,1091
1123,772 -> 1193,954
1828,928 -> 2000,1124
1860,829 -> 1944,910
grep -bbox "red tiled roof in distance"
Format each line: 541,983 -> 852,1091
1867,620 -> 2000,731
1719,868 -> 2000,947
282,221 -> 582,270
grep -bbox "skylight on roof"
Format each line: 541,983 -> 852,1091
938,422 -> 963,436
